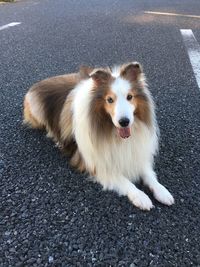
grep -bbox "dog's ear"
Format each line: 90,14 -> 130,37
79,65 -> 94,79
120,62 -> 143,82
90,68 -> 111,85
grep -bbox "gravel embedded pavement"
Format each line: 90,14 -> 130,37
0,0 -> 200,266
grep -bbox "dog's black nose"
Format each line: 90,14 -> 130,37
119,117 -> 130,127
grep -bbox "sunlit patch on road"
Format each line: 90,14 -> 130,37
123,11 -> 200,28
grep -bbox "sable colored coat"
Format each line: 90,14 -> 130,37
24,62 -> 174,210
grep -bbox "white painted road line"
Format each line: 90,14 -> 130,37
0,22 -> 21,31
144,11 -> 200,19
181,29 -> 200,89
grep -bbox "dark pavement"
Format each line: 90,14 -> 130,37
0,0 -> 200,266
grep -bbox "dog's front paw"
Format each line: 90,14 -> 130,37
153,184 -> 174,206
129,190 -> 153,211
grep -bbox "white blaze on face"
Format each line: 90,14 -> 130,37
111,77 -> 135,129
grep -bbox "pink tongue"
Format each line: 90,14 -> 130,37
118,127 -> 131,138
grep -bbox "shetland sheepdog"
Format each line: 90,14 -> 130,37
23,62 -> 174,210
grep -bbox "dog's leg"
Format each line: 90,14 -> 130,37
141,166 -> 174,206
98,175 -> 154,211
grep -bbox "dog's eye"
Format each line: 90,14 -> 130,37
107,97 -> 114,104
127,94 -> 133,101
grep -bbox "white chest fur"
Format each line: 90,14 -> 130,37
96,122 -> 157,180
72,79 -> 158,182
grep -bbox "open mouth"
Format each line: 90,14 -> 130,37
117,127 -> 131,139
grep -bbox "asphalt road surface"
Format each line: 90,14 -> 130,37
1,0 -> 200,266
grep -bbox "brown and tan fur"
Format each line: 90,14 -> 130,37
88,63 -> 152,144
23,63 -> 175,211
23,63 -> 151,172
23,67 -> 93,172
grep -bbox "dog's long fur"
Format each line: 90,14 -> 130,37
23,62 -> 174,210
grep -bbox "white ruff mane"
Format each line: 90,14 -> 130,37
72,77 -> 158,190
